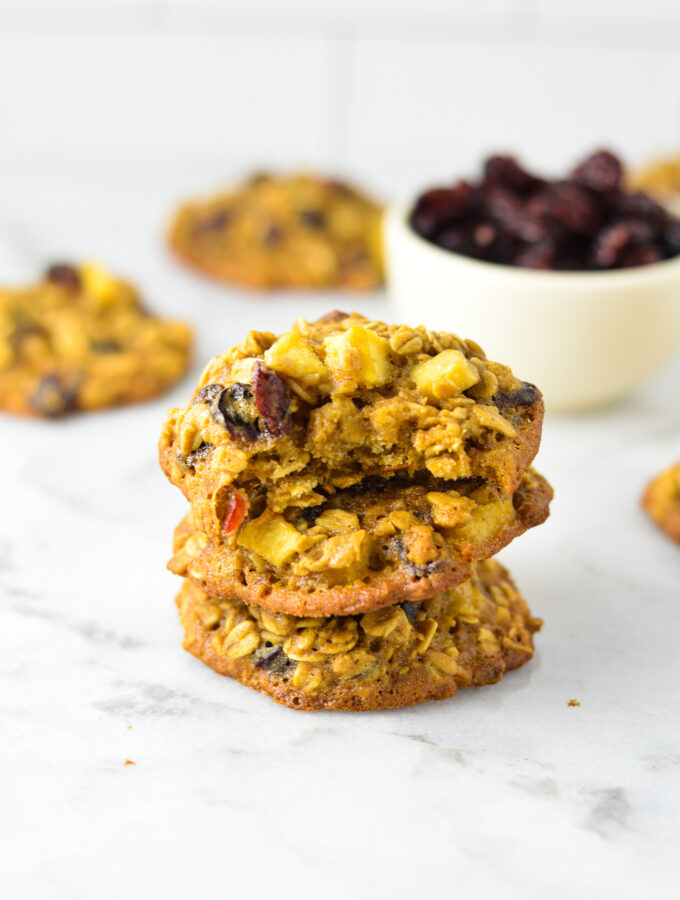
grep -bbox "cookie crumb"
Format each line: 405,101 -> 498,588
124,759 -> 136,766
567,698 -> 581,707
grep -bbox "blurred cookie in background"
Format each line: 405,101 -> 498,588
642,460 -> 680,543
168,173 -> 384,290
630,153 -> 680,217
0,262 -> 193,418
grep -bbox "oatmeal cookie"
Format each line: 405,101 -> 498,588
0,262 -> 193,417
169,468 -> 552,616
630,154 -> 680,214
642,459 -> 680,543
176,557 -> 542,711
159,312 -> 544,534
168,173 -> 384,290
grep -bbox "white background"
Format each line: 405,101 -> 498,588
2,0 -> 680,193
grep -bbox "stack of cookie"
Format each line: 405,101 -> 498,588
159,312 -> 552,710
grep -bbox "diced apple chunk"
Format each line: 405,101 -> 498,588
237,509 -> 305,567
323,325 -> 390,392
263,330 -> 328,388
229,357 -> 259,384
412,349 -> 479,401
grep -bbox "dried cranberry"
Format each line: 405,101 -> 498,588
514,239 -> 556,269
349,474 -> 390,495
185,442 -> 214,468
300,505 -> 323,526
46,264 -> 81,290
253,645 -> 295,674
484,188 -> 547,242
210,383 -> 260,440
491,233 -> 523,265
31,373 -> 78,418
571,150 -> 623,192
410,182 -> 475,238
252,362 -> 291,437
262,223 -> 283,245
299,209 -> 325,229
473,223 -> 497,248
409,149 -> 680,270
194,383 -> 223,404
665,219 -> 680,254
618,244 -> 662,268
614,191 -> 667,231
435,224 -> 477,256
551,235 -> 591,271
592,222 -> 636,268
222,489 -> 249,534
400,601 -> 422,623
494,382 -> 541,407
482,155 -> 541,193
543,182 -> 601,236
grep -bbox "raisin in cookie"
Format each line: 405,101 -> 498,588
176,557 -> 541,711
168,173 -> 383,290
169,467 -> 551,616
0,263 -> 193,417
642,459 -> 680,543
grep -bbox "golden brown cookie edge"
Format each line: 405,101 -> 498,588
175,563 -> 541,711
169,469 -> 552,616
642,463 -> 680,543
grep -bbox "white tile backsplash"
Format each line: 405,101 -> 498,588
0,32 -> 327,167
537,0 -> 680,25
347,38 -> 680,196
0,0 -> 678,196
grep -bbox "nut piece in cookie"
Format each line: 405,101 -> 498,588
0,262 -> 193,418
168,173 -> 384,290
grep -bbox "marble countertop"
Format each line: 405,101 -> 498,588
1,169 -> 679,899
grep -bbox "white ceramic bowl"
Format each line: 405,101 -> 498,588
385,204 -> 680,412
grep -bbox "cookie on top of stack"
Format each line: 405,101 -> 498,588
159,312 -> 552,710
